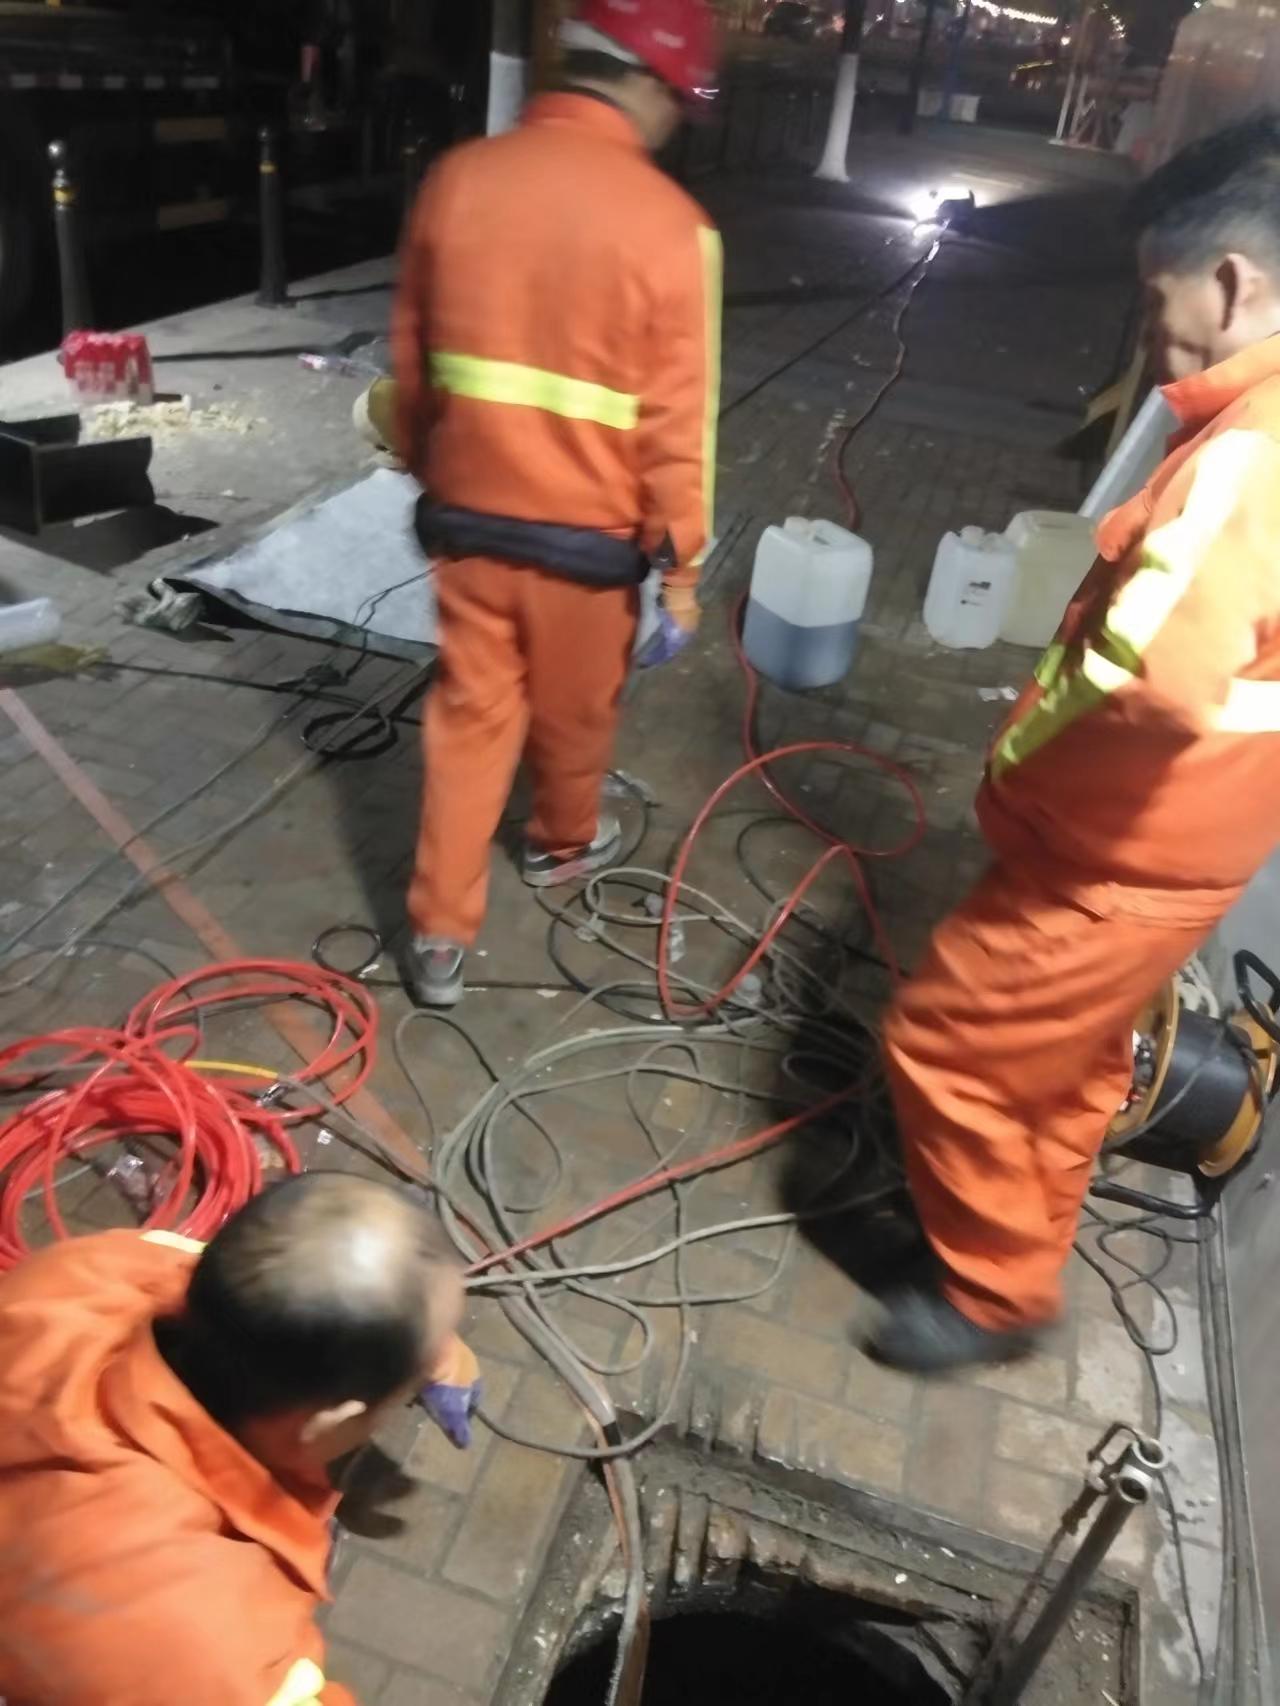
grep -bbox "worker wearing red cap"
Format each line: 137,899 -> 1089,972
0,1176 -> 480,1705
872,115 -> 1280,1373
393,0 -> 722,1008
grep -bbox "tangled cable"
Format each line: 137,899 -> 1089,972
0,960 -> 377,1271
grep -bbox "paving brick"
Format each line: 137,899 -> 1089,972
905,1384 -> 994,1525
985,1461 -> 1078,1548
994,1401 -> 1110,1478
786,1390 -> 907,1495
330,1559 -> 508,1687
1071,1316 -> 1149,1427
380,1673 -> 486,1706
966,1349 -> 1070,1409
348,1476 -> 459,1575
782,1248 -> 860,1341
441,1379 -> 572,1602
710,1308 -> 847,1402
325,1637 -> 392,1702
843,1351 -> 917,1424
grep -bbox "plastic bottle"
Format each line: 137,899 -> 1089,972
742,517 -> 873,691
0,598 -> 62,656
922,527 -> 1016,650
1001,511 -> 1096,648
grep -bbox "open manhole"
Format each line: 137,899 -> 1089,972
547,1583 -> 950,1706
497,1443 -> 1137,1706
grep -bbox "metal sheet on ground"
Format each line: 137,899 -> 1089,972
173,468 -> 436,659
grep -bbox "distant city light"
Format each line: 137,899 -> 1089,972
971,0 -> 1057,23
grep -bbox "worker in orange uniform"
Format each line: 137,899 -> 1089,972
392,0 -> 722,1007
0,1175 -> 481,1704
872,114 -> 1280,1372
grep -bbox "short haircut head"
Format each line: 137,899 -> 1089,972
156,1173 -> 459,1433
1133,112 -> 1280,277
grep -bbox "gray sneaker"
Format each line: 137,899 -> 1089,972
866,1285 -> 1041,1375
522,815 -> 622,889
406,937 -> 465,1008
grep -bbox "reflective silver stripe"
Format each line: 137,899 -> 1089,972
694,226 -> 723,566
1210,679 -> 1280,734
141,1230 -> 206,1255
265,1657 -> 326,1706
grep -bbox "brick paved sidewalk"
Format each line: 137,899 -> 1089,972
0,118 -> 1221,1705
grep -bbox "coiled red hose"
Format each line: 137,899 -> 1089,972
0,960 -> 377,1271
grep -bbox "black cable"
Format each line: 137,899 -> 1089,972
1159,1466 -> 1210,1686
719,248 -> 935,422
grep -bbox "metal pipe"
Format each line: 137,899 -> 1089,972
985,1438 -> 1166,1706
48,141 -> 94,336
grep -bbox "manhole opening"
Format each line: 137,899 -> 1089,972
497,1443 -> 1136,1706
547,1579 -> 951,1706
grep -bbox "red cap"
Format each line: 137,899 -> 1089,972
573,0 -> 719,100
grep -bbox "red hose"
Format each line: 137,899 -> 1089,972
467,603 -> 925,1276
0,960 -> 376,1270
656,597 -> 925,1020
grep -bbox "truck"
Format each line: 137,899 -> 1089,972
0,0 -> 489,346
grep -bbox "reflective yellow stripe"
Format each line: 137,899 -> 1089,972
1210,679 -> 1280,733
992,656 -> 1105,775
1032,641 -> 1067,690
141,1230 -> 206,1255
694,226 -> 724,567
430,353 -> 639,431
266,1657 -> 326,1706
993,431 -> 1267,775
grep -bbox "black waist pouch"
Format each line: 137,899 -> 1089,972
415,498 -> 648,588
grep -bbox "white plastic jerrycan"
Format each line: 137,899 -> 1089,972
742,517 -> 873,691
1000,510 -> 1096,648
923,526 -> 1017,650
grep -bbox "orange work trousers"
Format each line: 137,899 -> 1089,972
409,556 -> 638,945
882,866 -> 1213,1332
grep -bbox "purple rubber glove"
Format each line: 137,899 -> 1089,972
418,1335 -> 482,1450
636,606 -> 695,670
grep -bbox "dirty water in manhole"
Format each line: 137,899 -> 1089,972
498,1445 -> 1135,1706
546,1585 -> 949,1706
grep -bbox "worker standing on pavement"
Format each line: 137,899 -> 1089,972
0,1174 -> 481,1705
392,0 -> 723,1008
873,114 -> 1280,1373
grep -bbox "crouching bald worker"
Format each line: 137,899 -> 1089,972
0,1174 -> 479,1705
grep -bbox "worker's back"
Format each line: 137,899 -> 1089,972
393,91 -> 719,549
0,1233 -> 347,1706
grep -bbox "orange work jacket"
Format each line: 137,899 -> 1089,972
391,91 -> 723,595
0,1231 -> 353,1706
979,336 -> 1280,923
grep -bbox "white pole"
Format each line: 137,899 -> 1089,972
815,52 -> 860,182
489,0 -> 530,135
1055,0 -> 1091,141
487,51 -> 529,133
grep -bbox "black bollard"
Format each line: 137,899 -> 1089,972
48,141 -> 94,336
255,126 -> 290,308
401,133 -> 423,218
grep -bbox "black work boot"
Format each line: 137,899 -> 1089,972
522,815 -> 622,888
406,938 -> 466,1008
866,1286 -> 1041,1375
